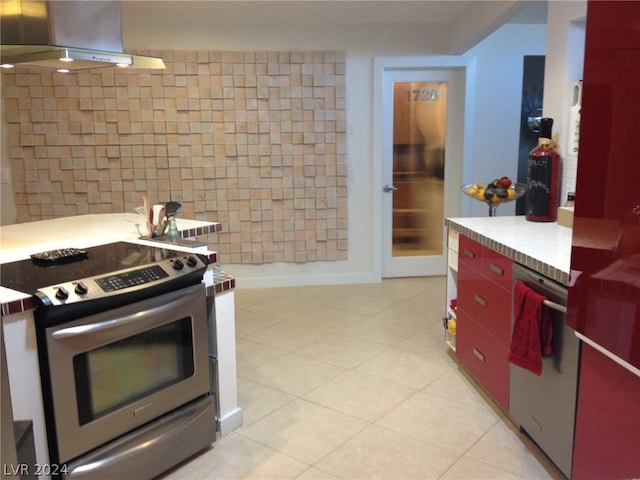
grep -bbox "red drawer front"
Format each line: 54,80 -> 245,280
481,249 -> 512,292
456,310 -> 509,411
458,235 -> 483,272
572,344 -> 640,480
457,265 -> 512,346
459,235 -> 513,292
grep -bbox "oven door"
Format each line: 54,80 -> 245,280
43,283 -> 210,464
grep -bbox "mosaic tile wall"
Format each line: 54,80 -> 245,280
1,50 -> 348,264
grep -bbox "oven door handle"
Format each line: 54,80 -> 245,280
51,295 -> 190,340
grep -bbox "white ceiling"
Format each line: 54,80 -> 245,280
122,0 -> 547,26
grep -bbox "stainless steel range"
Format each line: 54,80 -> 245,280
0,242 -> 217,479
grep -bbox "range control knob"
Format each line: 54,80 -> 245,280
75,281 -> 89,295
172,259 -> 184,270
55,286 -> 69,300
186,256 -> 198,267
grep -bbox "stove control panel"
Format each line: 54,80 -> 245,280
36,254 -> 208,307
95,265 -> 169,292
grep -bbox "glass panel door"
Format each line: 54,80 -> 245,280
392,81 -> 447,257
380,66 -> 463,278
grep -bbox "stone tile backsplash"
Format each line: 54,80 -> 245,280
1,50 -> 347,264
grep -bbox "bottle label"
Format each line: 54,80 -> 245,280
526,154 -> 554,218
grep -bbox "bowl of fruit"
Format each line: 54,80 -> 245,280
462,177 -> 527,216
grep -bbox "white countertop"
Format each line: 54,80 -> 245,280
0,213 -> 221,303
0,213 -> 218,263
446,216 -> 573,285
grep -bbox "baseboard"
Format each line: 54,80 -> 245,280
218,407 -> 243,436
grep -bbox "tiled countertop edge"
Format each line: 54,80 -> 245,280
1,294 -> 35,317
181,222 -> 222,238
445,218 -> 570,285
208,265 -> 236,296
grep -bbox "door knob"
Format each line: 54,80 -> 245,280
383,185 -> 398,192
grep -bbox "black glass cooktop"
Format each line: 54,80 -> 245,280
0,242 -> 181,295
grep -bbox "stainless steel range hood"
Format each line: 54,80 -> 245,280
0,0 -> 165,71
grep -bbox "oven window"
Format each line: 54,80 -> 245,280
73,317 -> 195,424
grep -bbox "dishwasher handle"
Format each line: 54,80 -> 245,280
512,263 -> 568,306
543,299 -> 567,314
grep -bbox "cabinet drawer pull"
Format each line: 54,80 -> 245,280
473,347 -> 485,363
474,294 -> 487,307
463,248 -> 475,259
489,263 -> 504,277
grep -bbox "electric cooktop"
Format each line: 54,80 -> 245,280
1,241 -> 211,324
0,241 -> 203,296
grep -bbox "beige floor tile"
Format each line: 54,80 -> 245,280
240,353 -> 347,396
242,295 -> 321,321
277,284 -> 366,305
294,333 -> 386,369
403,277 -> 447,306
376,390 -> 499,456
159,433 -> 308,480
236,338 -> 289,375
465,420 -> 558,479
355,347 -> 454,389
370,301 -> 437,327
239,399 -> 368,464
327,292 -> 398,316
301,305 -> 368,329
242,318 -> 338,351
440,456 -> 530,480
237,377 -> 296,426
162,278 -> 560,480
316,424 -> 460,480
294,466 -> 340,480
374,290 -> 445,317
338,316 -> 425,347
235,309 -> 283,337
302,369 -> 418,422
234,287 -> 285,310
349,277 -> 437,302
394,326 -> 453,359
420,364 -> 499,413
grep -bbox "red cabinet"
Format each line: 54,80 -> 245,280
569,0 -> 640,369
456,235 -> 512,410
572,344 -> 640,480
569,2 -> 640,478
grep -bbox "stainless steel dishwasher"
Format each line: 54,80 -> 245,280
509,263 -> 579,479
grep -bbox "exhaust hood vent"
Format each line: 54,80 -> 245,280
0,0 -> 165,71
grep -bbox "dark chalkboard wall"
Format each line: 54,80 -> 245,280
516,56 -> 545,215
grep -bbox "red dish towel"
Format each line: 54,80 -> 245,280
508,281 -> 553,376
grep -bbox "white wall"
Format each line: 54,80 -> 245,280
461,23 -> 547,218
121,19 -> 454,287
121,13 -> 548,287
542,1 -> 587,204
0,5 -> 550,286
